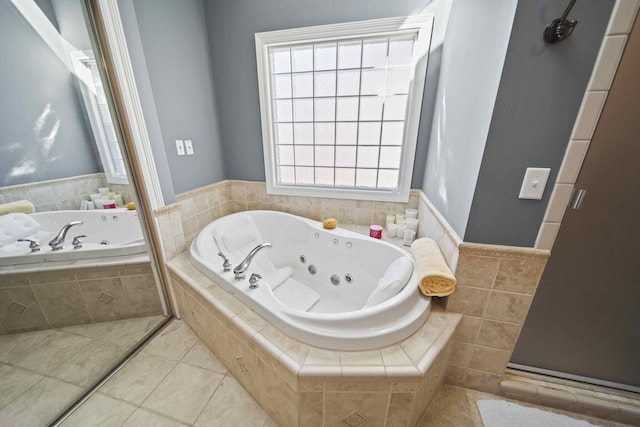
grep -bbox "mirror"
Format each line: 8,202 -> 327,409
0,0 -> 168,424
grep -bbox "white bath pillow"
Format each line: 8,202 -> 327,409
212,214 -> 262,254
365,257 -> 414,308
0,213 -> 41,247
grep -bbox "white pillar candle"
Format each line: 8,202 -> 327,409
405,218 -> 419,232
386,214 -> 395,225
405,208 -> 418,219
387,223 -> 397,238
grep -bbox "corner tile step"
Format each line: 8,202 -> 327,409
498,373 -> 640,425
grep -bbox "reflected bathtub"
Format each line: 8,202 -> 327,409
190,210 -> 431,350
0,209 -> 147,266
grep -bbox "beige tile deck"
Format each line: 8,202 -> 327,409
0,303 -> 634,427
1,314 -> 632,426
51,319 -> 631,427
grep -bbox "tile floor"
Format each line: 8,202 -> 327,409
0,315 -> 164,426
44,319 -> 633,427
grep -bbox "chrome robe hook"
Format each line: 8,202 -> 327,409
544,0 -> 578,43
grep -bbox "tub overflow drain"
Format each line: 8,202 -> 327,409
331,275 -> 340,286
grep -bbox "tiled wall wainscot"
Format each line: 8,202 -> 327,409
0,262 -> 162,334
167,253 -> 462,427
0,173 -> 133,212
445,243 -> 549,394
154,180 -> 421,260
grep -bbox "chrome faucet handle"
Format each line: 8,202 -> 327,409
249,273 -> 262,289
218,252 -> 232,272
17,239 -> 41,252
72,234 -> 87,249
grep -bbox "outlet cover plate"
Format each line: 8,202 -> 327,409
185,140 -> 194,155
176,139 -> 185,156
519,167 -> 551,200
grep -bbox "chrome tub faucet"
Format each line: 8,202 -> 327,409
233,243 -> 272,280
49,221 -> 83,251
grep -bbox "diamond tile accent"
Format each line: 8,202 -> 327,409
97,292 -> 114,305
8,302 -> 26,315
343,412 -> 367,426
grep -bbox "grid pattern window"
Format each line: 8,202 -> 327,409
256,17 -> 433,202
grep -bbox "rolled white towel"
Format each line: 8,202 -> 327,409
411,238 -> 456,297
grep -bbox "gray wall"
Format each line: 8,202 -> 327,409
463,0 -> 615,246
117,0 -> 176,204
0,0 -> 101,187
422,0 -> 517,239
130,0 -> 226,196
51,0 -> 92,51
203,0 -> 437,184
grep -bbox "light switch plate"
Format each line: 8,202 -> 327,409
519,167 -> 551,200
175,139 -> 185,156
185,140 -> 194,155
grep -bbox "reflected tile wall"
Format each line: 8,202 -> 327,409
0,262 -> 161,334
0,173 -> 133,212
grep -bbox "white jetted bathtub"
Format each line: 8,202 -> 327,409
0,209 -> 147,266
190,210 -> 431,350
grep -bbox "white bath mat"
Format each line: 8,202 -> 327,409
273,277 -> 320,312
477,400 -> 599,427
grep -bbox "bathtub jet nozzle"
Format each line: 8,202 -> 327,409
233,242 -> 272,280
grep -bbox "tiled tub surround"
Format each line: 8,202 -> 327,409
0,261 -> 163,334
168,253 -> 461,427
151,179 -> 640,424
154,180 -> 547,396
0,173 -> 133,212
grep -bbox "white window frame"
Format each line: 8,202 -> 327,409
255,15 -> 433,202
70,50 -> 128,185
